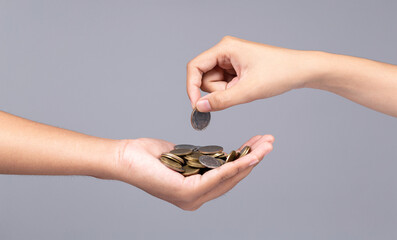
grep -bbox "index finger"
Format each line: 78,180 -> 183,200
186,46 -> 221,108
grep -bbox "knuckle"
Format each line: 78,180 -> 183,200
221,35 -> 233,42
177,202 -> 201,211
219,174 -> 229,183
234,165 -> 242,175
251,154 -> 260,163
219,36 -> 237,49
186,60 -> 195,69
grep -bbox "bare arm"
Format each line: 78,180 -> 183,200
186,36 -> 397,117
0,111 -> 117,177
0,110 -> 274,210
307,52 -> 397,117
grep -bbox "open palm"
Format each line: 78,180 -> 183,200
115,135 -> 274,210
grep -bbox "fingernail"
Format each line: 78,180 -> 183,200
249,159 -> 259,166
196,99 -> 211,112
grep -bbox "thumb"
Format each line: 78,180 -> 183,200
196,85 -> 247,112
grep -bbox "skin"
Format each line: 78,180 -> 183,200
187,36 -> 397,117
0,111 -> 274,211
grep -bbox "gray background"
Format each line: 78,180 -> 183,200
0,0 -> 396,239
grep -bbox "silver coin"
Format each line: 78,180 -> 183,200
218,159 -> 226,165
191,108 -> 211,131
199,155 -> 221,169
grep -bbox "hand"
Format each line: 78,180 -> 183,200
187,36 -> 318,112
113,135 -> 274,211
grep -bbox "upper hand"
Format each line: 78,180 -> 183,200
187,36 -> 317,112
112,135 -> 274,211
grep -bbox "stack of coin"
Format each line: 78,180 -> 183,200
159,144 -> 251,176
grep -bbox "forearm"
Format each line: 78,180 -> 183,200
306,51 -> 397,117
0,111 -> 119,179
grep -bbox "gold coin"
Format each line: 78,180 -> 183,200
184,152 -> 202,161
164,164 -> 185,173
211,152 -> 224,158
198,145 -> 223,154
182,165 -> 200,176
225,150 -> 237,163
186,160 -> 206,168
219,152 -> 228,159
239,146 -> 251,158
170,148 -> 193,156
160,157 -> 182,168
161,153 -> 185,164
218,159 -> 225,165
159,158 -> 184,172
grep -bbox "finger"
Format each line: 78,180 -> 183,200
266,135 -> 276,144
236,135 -> 263,152
196,141 -> 274,205
201,66 -> 228,93
226,76 -> 239,89
186,46 -> 221,108
195,82 -> 252,112
195,139 -> 273,196
224,67 -> 237,76
201,80 -> 227,93
237,134 -> 275,151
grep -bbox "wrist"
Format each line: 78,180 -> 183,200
300,50 -> 335,90
84,138 -> 125,181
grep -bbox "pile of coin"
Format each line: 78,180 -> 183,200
159,144 -> 251,176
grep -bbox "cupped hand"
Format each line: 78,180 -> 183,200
187,36 -> 318,112
113,135 -> 274,211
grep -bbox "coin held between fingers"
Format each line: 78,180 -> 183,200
191,108 -> 211,131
